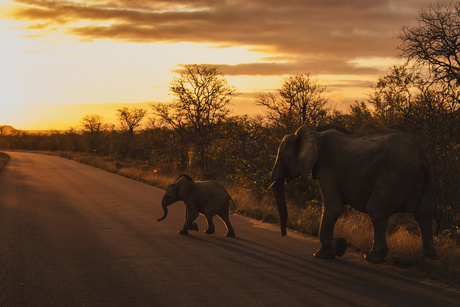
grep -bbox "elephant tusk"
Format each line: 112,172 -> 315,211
268,179 -> 288,190
268,181 -> 277,190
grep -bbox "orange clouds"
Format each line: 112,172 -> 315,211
3,0 -> 451,77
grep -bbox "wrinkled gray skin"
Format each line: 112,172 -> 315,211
270,124 -> 438,263
158,174 -> 235,237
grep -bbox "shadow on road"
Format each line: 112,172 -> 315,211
185,232 -> 460,306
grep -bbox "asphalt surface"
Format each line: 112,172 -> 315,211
0,151 -> 459,306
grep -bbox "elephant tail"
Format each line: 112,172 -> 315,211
229,196 -> 237,212
422,162 -> 442,234
175,173 -> 193,183
433,196 -> 442,235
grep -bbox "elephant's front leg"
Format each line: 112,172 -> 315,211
179,209 -> 199,235
315,205 -> 346,259
218,210 -> 235,237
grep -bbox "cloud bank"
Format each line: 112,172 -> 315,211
5,0 -> 445,76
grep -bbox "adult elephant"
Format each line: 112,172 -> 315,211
269,124 -> 438,263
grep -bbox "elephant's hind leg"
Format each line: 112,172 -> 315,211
366,216 -> 389,263
366,175 -> 418,263
414,184 -> 437,258
204,214 -> 216,234
414,211 -> 437,258
218,210 -> 235,237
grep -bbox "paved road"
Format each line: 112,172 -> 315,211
0,152 -> 459,306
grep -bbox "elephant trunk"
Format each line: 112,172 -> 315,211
271,180 -> 287,236
157,202 -> 169,222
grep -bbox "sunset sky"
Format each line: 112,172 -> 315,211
0,0 -> 445,130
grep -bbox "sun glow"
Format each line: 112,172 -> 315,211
0,0 -> 413,130
0,13 -> 274,129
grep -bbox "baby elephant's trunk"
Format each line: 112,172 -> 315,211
157,202 -> 169,222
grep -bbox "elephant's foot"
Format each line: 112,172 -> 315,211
189,223 -> 198,231
314,246 -> 335,259
225,231 -> 235,238
423,243 -> 437,259
179,229 -> 188,235
205,228 -> 215,235
331,238 -> 347,257
365,252 -> 386,264
315,238 -> 347,259
423,250 -> 437,260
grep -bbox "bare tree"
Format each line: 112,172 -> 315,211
81,114 -> 105,134
81,114 -> 106,153
398,3 -> 460,84
256,92 -> 298,132
257,73 -> 328,132
117,107 -> 147,135
153,64 -> 236,171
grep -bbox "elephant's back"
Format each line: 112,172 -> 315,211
376,132 -> 427,164
195,181 -> 230,199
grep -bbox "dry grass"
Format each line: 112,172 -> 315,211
229,186 -> 322,235
388,226 -> 425,263
288,203 -> 322,236
229,187 -> 278,222
42,151 -> 460,285
55,151 -> 177,189
386,227 -> 460,284
335,210 -> 374,253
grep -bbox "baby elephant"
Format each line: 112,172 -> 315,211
157,174 -> 236,237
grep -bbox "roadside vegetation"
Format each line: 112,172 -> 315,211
1,3 -> 459,284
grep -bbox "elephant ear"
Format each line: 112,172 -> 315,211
175,176 -> 192,201
295,124 -> 319,178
